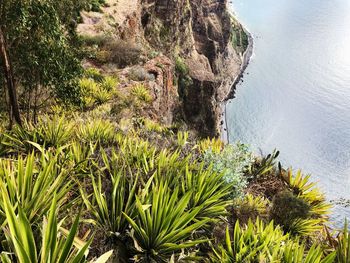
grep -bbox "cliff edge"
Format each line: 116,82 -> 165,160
78,0 -> 249,137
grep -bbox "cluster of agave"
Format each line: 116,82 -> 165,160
0,115 -> 349,262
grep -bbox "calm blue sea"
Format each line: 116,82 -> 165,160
228,0 -> 350,226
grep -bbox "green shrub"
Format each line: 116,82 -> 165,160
105,40 -> 142,67
270,191 -> 311,233
203,143 -> 254,198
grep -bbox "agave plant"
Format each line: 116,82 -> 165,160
335,220 -> 350,263
130,84 -> 152,103
0,193 -> 113,263
211,219 -> 287,262
283,240 -> 336,263
0,150 -> 72,224
81,150 -> 138,236
123,182 -> 209,261
281,170 -> 332,222
77,119 -> 116,145
181,163 -> 232,219
37,115 -> 73,148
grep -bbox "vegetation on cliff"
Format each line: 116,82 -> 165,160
0,0 -> 349,262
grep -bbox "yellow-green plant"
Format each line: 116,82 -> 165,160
123,182 -> 209,261
211,219 -> 335,263
77,119 -> 115,144
177,131 -> 189,147
130,84 -> 152,103
37,115 -> 73,147
2,122 -> 41,153
181,163 -> 232,219
94,85 -> 113,105
281,170 -> 332,219
234,193 -> 270,221
101,76 -> 118,91
335,220 -> 350,263
81,150 -> 138,236
0,150 -> 72,224
283,239 -> 336,263
84,68 -> 104,82
198,137 -> 224,154
0,193 -> 113,263
211,219 -> 287,262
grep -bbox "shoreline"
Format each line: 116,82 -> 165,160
220,25 -> 254,144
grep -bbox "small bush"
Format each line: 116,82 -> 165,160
81,34 -> 110,47
128,66 -> 154,81
105,40 -> 142,67
203,142 -> 254,198
270,191 -> 311,231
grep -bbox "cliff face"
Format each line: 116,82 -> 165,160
78,0 -> 247,137
141,0 -> 245,137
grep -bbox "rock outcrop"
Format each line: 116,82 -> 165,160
141,0 -> 246,137
78,0 -> 248,137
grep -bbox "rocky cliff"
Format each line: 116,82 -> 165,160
78,0 -> 248,137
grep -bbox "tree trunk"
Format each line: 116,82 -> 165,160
0,27 -> 22,126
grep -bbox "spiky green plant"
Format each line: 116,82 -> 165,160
84,68 -> 104,82
234,193 -> 270,222
281,170 -> 332,221
0,150 -> 72,224
130,84 -> 152,103
335,220 -> 350,263
283,240 -> 336,263
81,150 -> 138,236
37,115 -> 73,147
123,182 -> 209,261
100,76 -> 118,91
177,131 -> 189,147
211,219 -> 335,263
94,85 -> 113,105
249,149 -> 280,177
2,122 -> 41,153
211,219 -> 287,262
77,119 -> 115,144
0,193 -> 113,263
181,163 -> 232,219
198,137 -> 224,154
